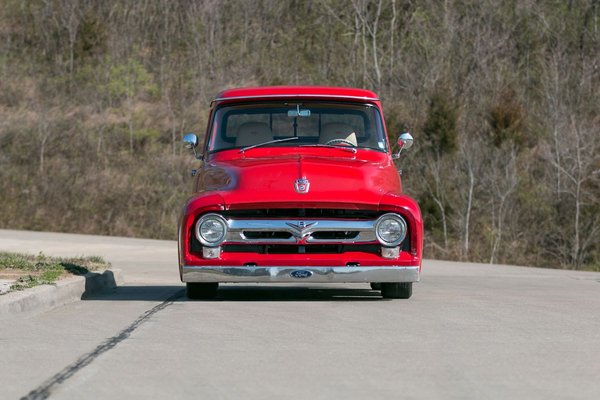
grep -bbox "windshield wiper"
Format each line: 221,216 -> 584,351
299,144 -> 357,154
239,137 -> 299,153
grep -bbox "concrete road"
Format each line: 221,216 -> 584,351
0,229 -> 599,400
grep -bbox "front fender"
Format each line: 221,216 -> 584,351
379,192 -> 423,266
178,193 -> 226,279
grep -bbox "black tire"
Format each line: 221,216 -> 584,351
370,282 -> 382,290
381,282 -> 412,299
186,282 -> 218,299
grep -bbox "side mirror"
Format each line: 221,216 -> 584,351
183,133 -> 198,149
392,132 -> 413,159
183,133 -> 202,159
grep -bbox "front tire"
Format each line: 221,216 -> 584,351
381,282 -> 412,299
186,282 -> 218,299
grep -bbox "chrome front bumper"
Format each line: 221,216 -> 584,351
181,265 -> 420,283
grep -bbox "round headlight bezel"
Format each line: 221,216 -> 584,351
375,213 -> 407,247
195,213 -> 228,247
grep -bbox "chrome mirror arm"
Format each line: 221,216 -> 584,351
191,148 -> 204,160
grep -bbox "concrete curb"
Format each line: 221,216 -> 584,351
0,269 -> 123,318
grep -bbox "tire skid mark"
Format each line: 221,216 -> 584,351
21,289 -> 185,400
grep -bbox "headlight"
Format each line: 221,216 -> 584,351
375,213 -> 407,247
195,213 -> 228,246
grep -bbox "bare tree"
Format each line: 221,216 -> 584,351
485,145 -> 519,264
451,136 -> 483,260
543,118 -> 600,268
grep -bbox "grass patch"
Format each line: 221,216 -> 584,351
0,252 -> 111,293
582,263 -> 600,273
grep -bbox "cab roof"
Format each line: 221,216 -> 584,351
213,86 -> 379,104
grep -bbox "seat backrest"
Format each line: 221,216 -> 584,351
235,122 -> 273,147
320,123 -> 358,146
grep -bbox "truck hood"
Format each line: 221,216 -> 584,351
197,153 -> 401,209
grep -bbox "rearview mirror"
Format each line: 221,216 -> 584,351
398,132 -> 413,150
287,105 -> 311,117
183,133 -> 202,159
183,133 -> 198,149
392,132 -> 414,159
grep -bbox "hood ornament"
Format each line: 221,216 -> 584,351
295,177 -> 310,194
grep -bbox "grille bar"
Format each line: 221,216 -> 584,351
225,219 -> 377,244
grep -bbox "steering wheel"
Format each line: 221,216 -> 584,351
324,138 -> 356,147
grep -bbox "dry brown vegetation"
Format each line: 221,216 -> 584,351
0,0 -> 598,270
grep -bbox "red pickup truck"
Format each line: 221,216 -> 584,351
178,86 -> 422,299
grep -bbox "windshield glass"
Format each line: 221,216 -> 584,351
207,101 -> 387,152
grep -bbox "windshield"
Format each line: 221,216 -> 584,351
207,101 -> 387,153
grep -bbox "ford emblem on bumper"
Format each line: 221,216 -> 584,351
290,270 -> 313,279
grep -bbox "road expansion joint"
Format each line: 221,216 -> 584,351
20,288 -> 185,400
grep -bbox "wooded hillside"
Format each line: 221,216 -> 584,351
0,0 -> 598,269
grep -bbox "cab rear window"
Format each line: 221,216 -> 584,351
208,101 -> 387,152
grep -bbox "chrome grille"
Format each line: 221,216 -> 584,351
224,219 -> 378,244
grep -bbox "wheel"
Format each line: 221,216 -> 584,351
370,282 -> 382,290
186,282 -> 218,299
381,282 -> 412,299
